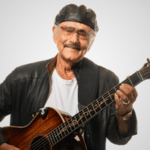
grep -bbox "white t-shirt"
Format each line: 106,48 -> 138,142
44,68 -> 79,116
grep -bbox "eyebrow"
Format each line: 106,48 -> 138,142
62,26 -> 87,33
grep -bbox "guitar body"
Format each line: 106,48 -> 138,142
2,107 -> 87,150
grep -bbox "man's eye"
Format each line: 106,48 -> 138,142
66,29 -> 72,33
79,32 -> 86,36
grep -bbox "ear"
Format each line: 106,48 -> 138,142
87,37 -> 95,51
52,26 -> 57,43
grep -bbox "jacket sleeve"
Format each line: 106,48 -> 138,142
107,103 -> 137,144
0,71 -> 14,144
106,72 -> 137,145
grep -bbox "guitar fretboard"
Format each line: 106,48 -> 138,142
47,71 -> 143,146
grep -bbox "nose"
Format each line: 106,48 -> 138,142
70,32 -> 79,43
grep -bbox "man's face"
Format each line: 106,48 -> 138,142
53,21 -> 95,64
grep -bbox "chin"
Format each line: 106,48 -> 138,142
59,47 -> 86,64
62,54 -> 83,64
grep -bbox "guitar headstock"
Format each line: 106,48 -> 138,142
140,58 -> 150,80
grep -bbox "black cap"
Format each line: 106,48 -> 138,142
54,4 -> 99,32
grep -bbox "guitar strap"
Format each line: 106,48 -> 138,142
73,57 -> 100,109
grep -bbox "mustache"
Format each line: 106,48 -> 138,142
64,43 -> 81,50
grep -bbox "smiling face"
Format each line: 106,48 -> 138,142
53,21 -> 95,64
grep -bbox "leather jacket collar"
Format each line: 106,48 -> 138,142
46,54 -> 83,83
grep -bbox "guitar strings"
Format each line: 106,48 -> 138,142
27,70 -> 143,150
27,66 -> 150,150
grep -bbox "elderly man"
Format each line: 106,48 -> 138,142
0,4 -> 137,150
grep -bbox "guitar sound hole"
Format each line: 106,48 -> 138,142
30,136 -> 50,150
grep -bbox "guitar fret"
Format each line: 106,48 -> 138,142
123,78 -> 130,85
72,115 -> 79,128
113,86 -> 117,92
109,88 -> 116,95
59,125 -> 66,137
52,130 -> 58,144
79,110 -> 87,122
128,77 -> 133,86
108,92 -> 113,101
51,129 -> 56,138
49,132 -> 56,146
54,128 -> 60,141
53,129 -> 58,142
87,106 -> 92,117
91,103 -> 97,113
74,114 -> 82,129
67,119 -> 73,133
97,97 -> 103,108
88,104 -> 96,116
65,120 -> 72,133
105,92 -> 112,104
96,99 -> 102,111
101,95 -> 107,108
56,126 -> 63,140
51,131 -> 57,145
68,118 -> 75,130
101,95 -> 105,101
137,71 -> 144,81
75,114 -> 80,125
78,114 -> 83,125
48,133 -> 54,146
115,83 -> 121,91
62,123 -> 69,135
93,100 -> 101,112
130,73 -> 141,86
83,107 -> 91,119
105,92 -> 110,102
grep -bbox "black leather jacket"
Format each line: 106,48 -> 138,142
0,56 -> 137,150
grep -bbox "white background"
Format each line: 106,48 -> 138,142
0,0 -> 150,149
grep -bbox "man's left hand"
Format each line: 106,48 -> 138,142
114,83 -> 138,116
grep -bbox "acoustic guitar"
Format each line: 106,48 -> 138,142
2,59 -> 150,150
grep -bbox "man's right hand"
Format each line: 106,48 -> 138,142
0,143 -> 20,150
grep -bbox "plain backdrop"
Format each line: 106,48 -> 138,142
0,0 -> 150,149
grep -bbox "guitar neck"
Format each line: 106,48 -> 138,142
47,70 -> 144,146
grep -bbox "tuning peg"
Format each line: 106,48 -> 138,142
147,58 -> 150,67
